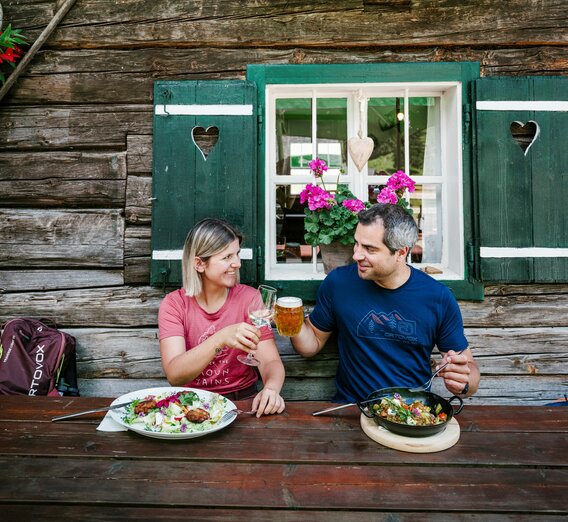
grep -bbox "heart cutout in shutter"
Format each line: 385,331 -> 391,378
510,120 -> 540,156
348,135 -> 375,171
192,126 -> 219,160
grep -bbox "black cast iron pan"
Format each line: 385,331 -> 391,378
357,386 -> 464,438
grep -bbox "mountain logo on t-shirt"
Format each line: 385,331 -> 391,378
357,310 -> 418,344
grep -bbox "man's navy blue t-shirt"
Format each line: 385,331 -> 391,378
309,263 -> 469,403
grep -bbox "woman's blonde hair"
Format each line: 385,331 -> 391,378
182,218 -> 243,296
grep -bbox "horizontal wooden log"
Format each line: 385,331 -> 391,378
125,175 -> 151,224
0,151 -> 126,181
0,269 -> 123,292
124,226 -> 151,284
0,105 -> 151,150
67,326 -> 567,379
78,378 -> 169,397
484,284 -> 568,296
0,210 -> 124,268
124,226 -> 150,258
5,0 -> 565,48
126,135 -> 152,173
1,286 -> 567,328
0,287 -> 163,327
1,179 -> 125,207
459,294 -> 568,327
69,327 -> 161,378
124,257 -> 151,285
3,46 -> 567,104
0,151 -> 126,207
76,375 -> 566,405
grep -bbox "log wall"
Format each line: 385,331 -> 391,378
0,0 -> 566,404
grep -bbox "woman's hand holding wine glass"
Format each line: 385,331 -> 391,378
238,285 -> 277,367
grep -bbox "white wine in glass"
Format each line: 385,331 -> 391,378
238,285 -> 277,367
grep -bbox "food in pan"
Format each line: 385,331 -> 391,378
372,392 -> 447,426
122,389 -> 227,434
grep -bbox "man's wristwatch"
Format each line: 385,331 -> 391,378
460,382 -> 469,395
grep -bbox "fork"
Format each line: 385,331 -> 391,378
220,408 -> 254,423
409,350 -> 465,392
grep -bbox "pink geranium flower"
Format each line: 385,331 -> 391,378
299,183 -> 335,211
386,169 -> 416,193
308,158 -> 329,178
377,187 -> 398,205
342,199 -> 366,213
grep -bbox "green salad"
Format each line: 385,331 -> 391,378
121,390 -> 228,434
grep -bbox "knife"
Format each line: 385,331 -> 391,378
312,398 -> 376,416
51,400 -> 137,422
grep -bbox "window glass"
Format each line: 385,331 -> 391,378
275,98 -> 311,176
409,97 -> 441,178
367,97 -> 405,175
411,184 -> 443,264
275,183 -> 319,265
316,98 -> 348,176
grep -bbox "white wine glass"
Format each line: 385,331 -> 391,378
237,285 -> 277,367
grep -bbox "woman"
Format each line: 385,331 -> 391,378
158,218 -> 285,417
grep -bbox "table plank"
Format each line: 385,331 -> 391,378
0,420 -> 566,467
3,506 -> 562,522
0,457 -> 566,513
1,397 -> 566,433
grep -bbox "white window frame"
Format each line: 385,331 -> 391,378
264,82 -> 464,281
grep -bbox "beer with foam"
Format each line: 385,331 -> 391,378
274,297 -> 304,337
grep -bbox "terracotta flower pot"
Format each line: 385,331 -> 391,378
319,242 -> 354,274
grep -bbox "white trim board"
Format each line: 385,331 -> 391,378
480,247 -> 568,258
153,248 -> 253,260
155,104 -> 253,116
476,101 -> 568,112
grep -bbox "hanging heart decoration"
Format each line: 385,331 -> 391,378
510,120 -> 540,156
192,126 -> 219,160
348,135 -> 374,172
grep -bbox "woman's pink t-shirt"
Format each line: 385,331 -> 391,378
158,284 -> 273,395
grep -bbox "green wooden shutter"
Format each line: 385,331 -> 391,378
151,80 -> 258,287
474,77 -> 568,282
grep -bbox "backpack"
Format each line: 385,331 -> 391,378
0,318 -> 79,396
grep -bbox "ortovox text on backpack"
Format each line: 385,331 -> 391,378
0,318 -> 79,396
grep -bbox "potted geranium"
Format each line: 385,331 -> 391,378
299,158 -> 367,273
0,23 -> 27,85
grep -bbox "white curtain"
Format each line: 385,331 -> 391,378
421,98 -> 443,263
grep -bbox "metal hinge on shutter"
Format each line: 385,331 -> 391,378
466,241 -> 476,281
257,112 -> 263,146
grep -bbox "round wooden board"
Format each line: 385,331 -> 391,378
360,414 -> 460,453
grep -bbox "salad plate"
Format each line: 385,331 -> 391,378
108,387 -> 237,440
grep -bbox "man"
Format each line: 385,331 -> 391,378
291,203 -> 480,402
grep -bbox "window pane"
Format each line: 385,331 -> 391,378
275,99 -> 312,176
411,184 -> 443,264
275,183 -> 318,265
316,98 -> 347,176
367,97 -> 405,175
408,97 -> 441,178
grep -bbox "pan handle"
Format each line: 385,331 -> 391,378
356,400 -> 376,418
448,395 -> 464,415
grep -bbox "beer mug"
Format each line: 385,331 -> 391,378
274,297 -> 304,337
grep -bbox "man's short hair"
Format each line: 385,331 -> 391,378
358,203 -> 418,253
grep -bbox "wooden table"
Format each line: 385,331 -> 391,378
0,396 -> 566,520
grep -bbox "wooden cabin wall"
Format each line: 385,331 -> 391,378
0,0 -> 566,405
